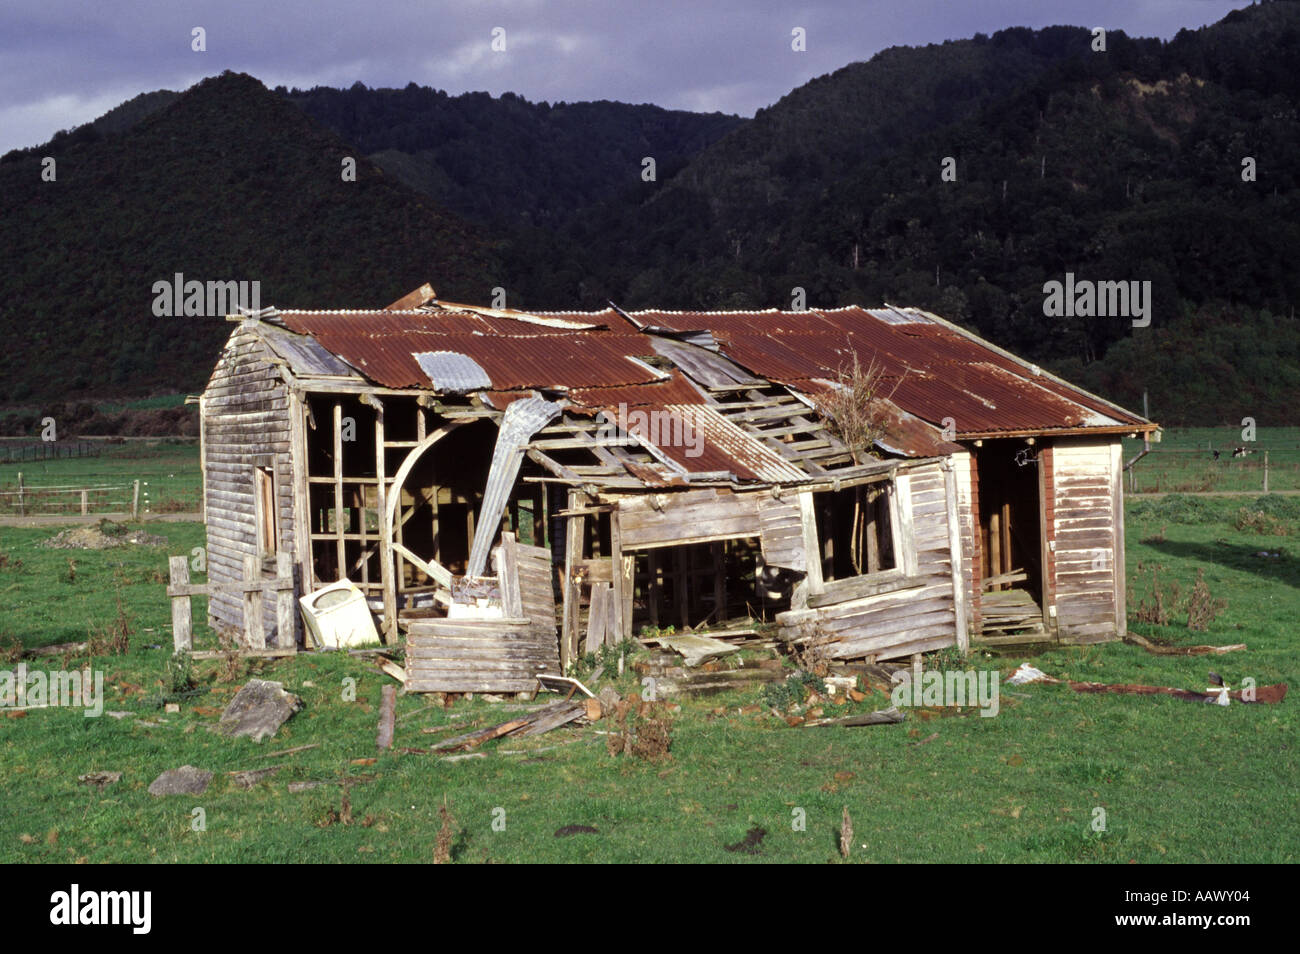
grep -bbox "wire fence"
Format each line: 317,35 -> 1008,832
1125,446 -> 1300,494
0,479 -> 140,517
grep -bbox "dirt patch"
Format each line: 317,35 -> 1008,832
724,826 -> 767,854
44,519 -> 167,550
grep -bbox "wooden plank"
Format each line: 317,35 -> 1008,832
169,556 -> 192,653
798,490 -> 823,595
561,490 -> 585,668
243,554 -> 265,650
1110,440 -> 1126,637
609,512 -> 626,644
586,582 -> 612,654
942,462 -> 969,652
807,571 -> 922,608
895,473 -> 919,577
333,402 -> 345,581
376,684 -> 396,750
391,542 -> 452,589
275,551 -> 297,650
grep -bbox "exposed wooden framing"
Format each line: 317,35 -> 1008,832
380,421 -> 470,602
711,541 -> 726,623
288,390 -> 312,597
561,488 -> 586,668
391,541 -> 451,589
610,508 -> 627,643
365,395 -> 397,641
942,461 -> 969,651
332,402 -> 345,581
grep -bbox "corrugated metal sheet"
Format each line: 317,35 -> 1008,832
651,405 -> 808,482
568,370 -> 706,408
466,397 -> 562,578
610,307 -> 1146,434
282,318 -> 662,391
274,304 -> 1149,436
413,351 -> 493,392
649,337 -> 765,390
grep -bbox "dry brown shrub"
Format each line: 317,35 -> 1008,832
1186,569 -> 1227,632
817,350 -> 900,464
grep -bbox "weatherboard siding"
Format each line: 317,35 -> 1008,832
1049,439 -> 1122,643
775,462 -> 961,661
202,323 -> 298,643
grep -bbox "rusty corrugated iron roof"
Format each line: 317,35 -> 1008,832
598,306 -> 1148,435
568,370 -> 706,409
272,302 -> 1151,439
279,310 -> 660,391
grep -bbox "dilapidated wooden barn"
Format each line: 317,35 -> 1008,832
200,285 -> 1156,691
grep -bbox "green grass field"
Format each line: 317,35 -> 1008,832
0,439 -> 201,515
1122,427 -> 1300,493
0,491 -> 1295,863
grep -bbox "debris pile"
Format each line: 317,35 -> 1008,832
44,519 -> 166,550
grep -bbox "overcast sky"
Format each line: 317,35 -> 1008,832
0,0 -> 1246,154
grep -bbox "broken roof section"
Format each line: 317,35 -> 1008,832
257,295 -> 1153,486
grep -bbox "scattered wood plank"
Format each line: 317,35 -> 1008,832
376,685 -> 396,750
655,633 -> 741,668
429,700 -> 590,751
1123,634 -> 1247,657
19,640 -> 87,659
377,658 -> 407,683
258,743 -> 319,760
536,674 -> 596,698
803,706 -> 905,727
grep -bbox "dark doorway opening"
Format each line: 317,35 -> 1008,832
975,441 -> 1043,604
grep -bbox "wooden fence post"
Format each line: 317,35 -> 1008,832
16,473 -> 22,517
131,480 -> 140,521
244,554 -> 265,649
169,556 -> 193,653
276,551 -> 296,650
1264,450 -> 1269,493
80,489 -> 88,515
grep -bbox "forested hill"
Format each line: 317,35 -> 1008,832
0,72 -> 498,402
286,85 -> 744,228
514,2 -> 1300,425
2,3 -> 1298,424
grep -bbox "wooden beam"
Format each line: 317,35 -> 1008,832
391,541 -> 451,588
798,491 -> 824,595
333,402 -> 345,581
610,512 -> 626,646
561,489 -> 586,668
1111,440 -> 1126,637
244,554 -> 266,649
276,551 -> 297,650
169,556 -> 192,653
372,397 -> 397,642
942,462 -> 969,652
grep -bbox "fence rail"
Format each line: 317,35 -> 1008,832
0,474 -> 141,517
